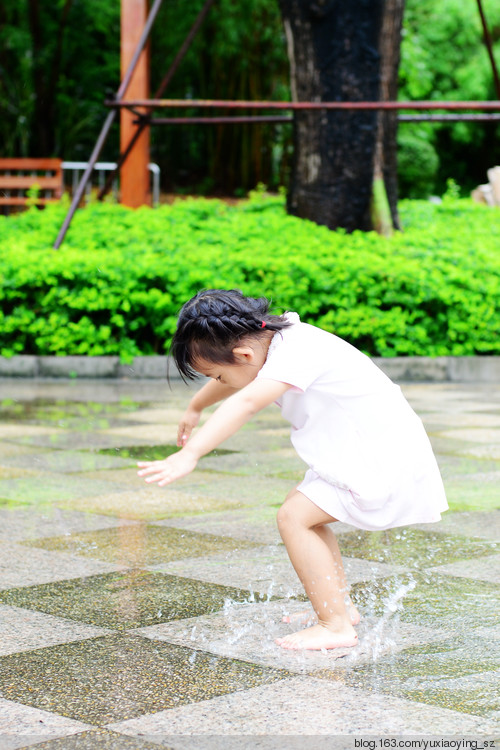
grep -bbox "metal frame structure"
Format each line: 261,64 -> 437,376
53,0 -> 500,248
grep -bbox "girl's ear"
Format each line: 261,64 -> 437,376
232,345 -> 255,361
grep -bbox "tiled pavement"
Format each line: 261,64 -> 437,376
0,378 -> 498,748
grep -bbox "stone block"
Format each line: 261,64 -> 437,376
373,356 -> 449,382
117,356 -> 168,379
38,356 -> 119,378
0,356 -> 38,377
447,356 -> 500,382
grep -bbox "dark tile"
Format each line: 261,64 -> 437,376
23,524 -> 259,566
0,475 -> 125,506
97,444 -> 237,461
0,570 -> 264,630
350,573 -> 500,631
319,637 -> 500,719
0,633 -> 291,724
442,479 -> 500,514
11,432 -> 151,451
1,450 -> 134,474
339,527 -> 497,568
0,497 -> 25,509
0,398 -> 142,425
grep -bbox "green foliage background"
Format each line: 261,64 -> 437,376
1,192 -> 499,359
1,0 -> 499,196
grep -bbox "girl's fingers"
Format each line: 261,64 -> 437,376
177,425 -> 187,446
137,453 -> 197,486
137,462 -> 164,476
177,424 -> 191,446
144,473 -> 170,484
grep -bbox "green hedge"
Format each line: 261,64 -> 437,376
1,191 -> 499,359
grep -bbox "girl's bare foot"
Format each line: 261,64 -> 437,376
282,597 -> 361,627
275,622 -> 358,651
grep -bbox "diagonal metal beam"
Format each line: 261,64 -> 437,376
476,0 -> 500,99
98,0 -> 216,201
53,0 -> 165,249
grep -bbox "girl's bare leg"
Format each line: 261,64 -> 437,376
282,524 -> 361,626
275,489 -> 358,650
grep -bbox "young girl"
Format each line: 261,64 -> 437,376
138,289 -> 448,651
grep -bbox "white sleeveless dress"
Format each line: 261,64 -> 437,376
256,313 -> 448,530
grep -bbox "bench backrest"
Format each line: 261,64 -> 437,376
0,158 -> 63,207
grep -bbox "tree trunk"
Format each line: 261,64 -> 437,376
27,0 -> 74,157
371,0 -> 404,233
279,0 -> 404,233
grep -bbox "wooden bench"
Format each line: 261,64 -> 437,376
0,158 -> 63,207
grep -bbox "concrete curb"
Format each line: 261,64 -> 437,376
0,355 -> 499,382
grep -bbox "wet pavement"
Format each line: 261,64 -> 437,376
0,378 -> 498,748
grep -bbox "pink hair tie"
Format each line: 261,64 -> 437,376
261,321 -> 267,328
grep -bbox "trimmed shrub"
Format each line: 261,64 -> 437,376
1,192 -> 499,359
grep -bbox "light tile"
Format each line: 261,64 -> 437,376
0,603 -> 111,655
429,554 -> 500,584
0,543 -> 122,590
0,507 -> 138,543
0,697 -> 91,750
108,675 -> 499,737
417,510 -> 500,541
434,428 -> 500,445
135,598 -> 448,674
155,511 -> 356,544
151,545 -> 405,600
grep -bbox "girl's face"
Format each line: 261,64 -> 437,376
194,338 -> 271,389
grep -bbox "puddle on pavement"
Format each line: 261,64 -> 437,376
320,634 -> 499,718
351,572 -> 500,631
23,523 -> 259,566
0,397 -> 141,420
339,527 -> 497,568
0,570 -> 268,630
97,444 -> 237,461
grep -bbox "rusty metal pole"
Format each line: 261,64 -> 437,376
476,0 -> 500,99
106,98 -> 500,111
98,0 -> 216,201
120,0 -> 150,208
53,0 -> 164,249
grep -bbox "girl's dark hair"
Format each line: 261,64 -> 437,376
171,289 -> 291,380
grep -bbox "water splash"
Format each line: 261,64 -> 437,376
358,576 -> 417,661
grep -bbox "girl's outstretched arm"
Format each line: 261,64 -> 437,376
177,378 -> 241,447
138,378 -> 290,486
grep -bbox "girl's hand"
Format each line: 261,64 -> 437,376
137,449 -> 198,487
177,407 -> 202,447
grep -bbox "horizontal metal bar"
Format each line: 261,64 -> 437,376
399,113 -> 500,121
106,98 -> 500,111
143,115 -> 293,125
142,113 -> 500,125
61,161 -> 161,207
